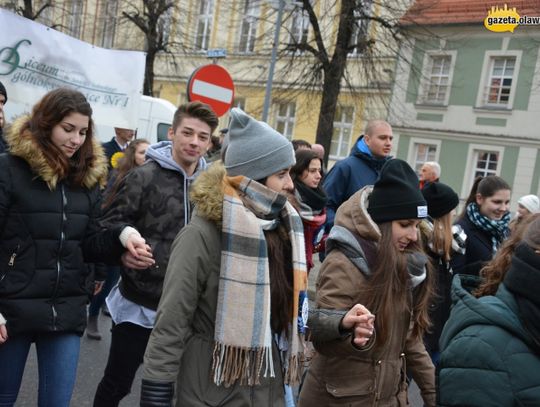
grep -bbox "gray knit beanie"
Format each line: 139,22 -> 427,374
224,108 -> 295,180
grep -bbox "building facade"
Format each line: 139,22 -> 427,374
389,0 -> 540,209
0,0 -> 400,164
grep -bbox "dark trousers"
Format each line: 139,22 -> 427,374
93,322 -> 152,407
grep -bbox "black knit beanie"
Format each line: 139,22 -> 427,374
368,159 -> 428,223
0,81 -> 7,103
421,182 -> 459,219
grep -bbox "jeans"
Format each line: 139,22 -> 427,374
88,266 -> 121,317
0,332 -> 80,407
93,322 -> 152,407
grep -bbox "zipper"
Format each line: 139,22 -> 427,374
1,244 -> 21,284
8,244 -> 20,266
51,184 -> 67,330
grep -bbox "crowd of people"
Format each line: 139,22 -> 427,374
0,82 -> 539,407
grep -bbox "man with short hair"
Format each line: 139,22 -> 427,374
0,81 -> 8,153
102,127 -> 136,169
323,120 -> 393,231
419,161 -> 441,189
93,101 -> 218,407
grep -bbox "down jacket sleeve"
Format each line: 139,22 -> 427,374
309,250 -> 373,356
80,186 -> 125,263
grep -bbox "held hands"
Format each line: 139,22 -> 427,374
119,227 -> 155,270
122,235 -> 155,270
340,304 -> 375,348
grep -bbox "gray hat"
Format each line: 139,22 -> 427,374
224,108 -> 295,180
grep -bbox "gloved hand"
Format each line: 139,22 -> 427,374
140,379 -> 174,407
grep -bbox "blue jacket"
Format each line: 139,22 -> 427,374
323,136 -> 390,229
438,271 -> 540,406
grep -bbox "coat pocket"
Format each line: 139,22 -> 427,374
0,240 -> 35,295
325,373 -> 375,399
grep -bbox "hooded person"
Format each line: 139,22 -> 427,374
437,216 -> 540,406
93,101 -> 219,407
299,159 -> 436,407
140,108 -> 309,407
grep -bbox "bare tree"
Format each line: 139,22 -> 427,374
270,0 -> 410,163
121,0 -> 179,96
2,0 -> 63,28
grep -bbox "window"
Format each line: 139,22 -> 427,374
419,54 -> 454,105
233,97 -> 246,110
349,0 -> 372,55
289,4 -> 309,49
195,0 -> 214,50
101,0 -> 118,48
484,57 -> 515,106
40,3 -> 54,26
413,143 -> 438,173
158,7 -> 173,44
273,102 -> 296,139
330,106 -> 355,159
157,123 -> 170,142
473,150 -> 499,178
238,0 -> 260,53
68,0 -> 83,37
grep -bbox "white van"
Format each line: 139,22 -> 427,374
95,96 -> 176,144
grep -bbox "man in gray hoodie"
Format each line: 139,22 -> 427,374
93,101 -> 218,407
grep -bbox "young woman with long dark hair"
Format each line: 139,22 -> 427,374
451,175 -> 511,276
290,149 -> 327,273
0,88 -> 153,407
139,109 -> 308,406
419,182 -> 462,365
298,159 -> 436,406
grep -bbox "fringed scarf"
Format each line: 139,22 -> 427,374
212,175 -> 308,388
467,202 -> 510,255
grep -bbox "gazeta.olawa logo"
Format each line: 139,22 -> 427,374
484,4 -> 540,32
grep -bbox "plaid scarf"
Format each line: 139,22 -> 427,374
467,202 -> 510,255
212,175 -> 308,387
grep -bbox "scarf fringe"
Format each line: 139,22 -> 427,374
283,352 -> 304,386
212,342 -> 274,387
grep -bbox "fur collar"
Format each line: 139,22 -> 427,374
190,160 -> 226,225
6,116 -> 108,190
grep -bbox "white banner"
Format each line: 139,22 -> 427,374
0,8 -> 146,129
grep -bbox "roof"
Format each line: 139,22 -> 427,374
401,0 -> 540,26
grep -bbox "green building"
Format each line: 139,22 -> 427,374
388,0 -> 540,210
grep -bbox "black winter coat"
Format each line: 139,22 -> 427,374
0,120 -> 125,337
450,216 -> 493,277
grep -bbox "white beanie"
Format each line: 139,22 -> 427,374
224,108 -> 295,180
518,194 -> 540,214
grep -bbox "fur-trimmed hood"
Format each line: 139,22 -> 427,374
190,160 -> 226,225
6,116 -> 108,190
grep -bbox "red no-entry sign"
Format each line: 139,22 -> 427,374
187,64 -> 235,117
